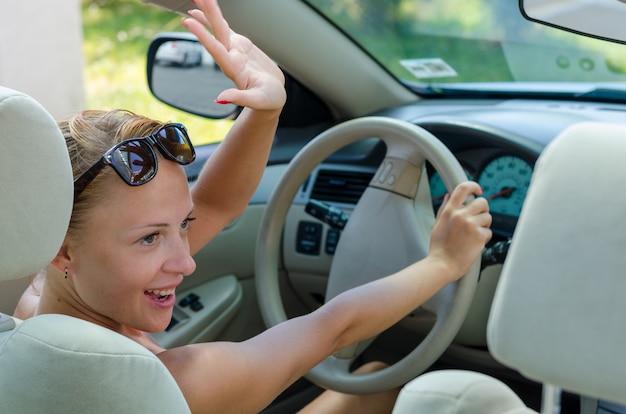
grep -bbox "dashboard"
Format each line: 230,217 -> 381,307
284,116 -> 543,243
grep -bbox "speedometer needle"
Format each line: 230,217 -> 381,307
486,187 -> 515,200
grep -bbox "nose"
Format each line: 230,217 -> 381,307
164,236 -> 197,277
179,253 -> 197,277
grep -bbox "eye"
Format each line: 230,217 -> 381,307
141,233 -> 159,245
181,216 -> 196,231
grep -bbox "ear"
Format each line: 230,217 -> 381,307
50,242 -> 72,273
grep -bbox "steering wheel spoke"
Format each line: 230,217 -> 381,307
325,186 -> 430,301
370,156 -> 424,198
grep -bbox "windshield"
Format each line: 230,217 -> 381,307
305,0 -> 626,98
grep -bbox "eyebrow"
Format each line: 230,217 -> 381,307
132,206 -> 196,231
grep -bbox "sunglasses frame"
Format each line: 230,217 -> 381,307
73,123 -> 195,201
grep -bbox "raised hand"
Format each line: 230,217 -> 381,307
182,0 -> 286,111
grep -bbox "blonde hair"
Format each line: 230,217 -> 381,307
59,109 -> 164,239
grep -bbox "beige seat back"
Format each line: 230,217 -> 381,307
0,86 -> 191,413
488,121 -> 626,407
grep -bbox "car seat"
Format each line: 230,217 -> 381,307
392,121 -> 626,414
0,86 -> 191,413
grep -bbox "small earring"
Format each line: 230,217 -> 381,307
64,268 -> 68,279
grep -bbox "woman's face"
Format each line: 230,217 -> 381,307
66,157 -> 197,333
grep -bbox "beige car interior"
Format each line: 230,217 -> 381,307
0,86 -> 192,413
392,121 -> 626,414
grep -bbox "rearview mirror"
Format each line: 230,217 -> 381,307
520,0 -> 626,45
147,33 -> 239,119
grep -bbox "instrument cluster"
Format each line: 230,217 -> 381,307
428,151 -> 534,237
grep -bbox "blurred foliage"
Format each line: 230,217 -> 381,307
81,0 -> 232,145
82,0 -> 183,59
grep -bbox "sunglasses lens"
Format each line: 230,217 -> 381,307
111,140 -> 156,185
155,125 -> 195,164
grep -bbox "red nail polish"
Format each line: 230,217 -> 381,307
215,99 -> 231,104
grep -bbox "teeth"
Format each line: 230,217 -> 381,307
146,288 -> 175,296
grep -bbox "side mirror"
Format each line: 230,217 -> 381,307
147,32 -> 240,119
520,0 -> 626,45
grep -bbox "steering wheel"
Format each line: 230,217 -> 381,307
255,117 -> 480,394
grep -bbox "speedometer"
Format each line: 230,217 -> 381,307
477,155 -> 532,217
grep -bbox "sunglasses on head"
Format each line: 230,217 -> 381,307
73,123 -> 196,201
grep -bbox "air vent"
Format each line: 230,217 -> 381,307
310,169 -> 374,204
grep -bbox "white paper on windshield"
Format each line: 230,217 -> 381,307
400,58 -> 458,79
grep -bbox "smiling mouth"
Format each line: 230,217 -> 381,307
145,288 -> 175,302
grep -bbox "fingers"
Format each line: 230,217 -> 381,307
184,7 -> 232,55
437,181 -> 483,218
192,0 -> 232,48
439,181 -> 493,240
474,208 -> 493,228
446,181 -> 482,207
473,211 -> 493,244
182,14 -> 227,67
184,0 -> 235,72
186,7 -> 211,28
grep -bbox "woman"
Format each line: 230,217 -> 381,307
16,1 -> 492,413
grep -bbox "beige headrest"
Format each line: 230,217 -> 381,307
0,86 -> 72,281
488,121 -> 626,404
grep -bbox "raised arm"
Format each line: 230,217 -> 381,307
181,0 -> 287,254
158,181 -> 492,414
